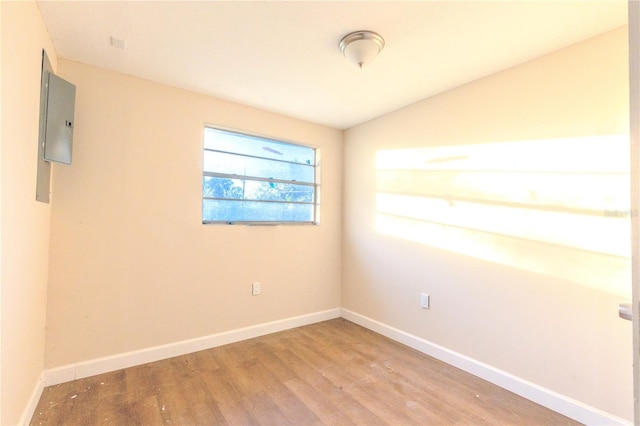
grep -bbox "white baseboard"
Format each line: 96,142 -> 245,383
19,371 -> 45,426
44,308 -> 341,387
340,308 -> 630,426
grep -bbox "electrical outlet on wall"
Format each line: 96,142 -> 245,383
252,282 -> 261,296
420,293 -> 430,309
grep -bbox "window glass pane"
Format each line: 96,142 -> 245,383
204,127 -> 314,166
203,150 -> 314,183
203,199 -> 314,223
203,176 -> 314,203
203,127 -> 317,224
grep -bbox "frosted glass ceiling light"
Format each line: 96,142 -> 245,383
340,31 -> 385,68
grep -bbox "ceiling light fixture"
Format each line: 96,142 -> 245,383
339,30 -> 385,69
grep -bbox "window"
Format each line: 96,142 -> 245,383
202,127 -> 318,224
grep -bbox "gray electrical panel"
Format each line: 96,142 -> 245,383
43,72 -> 75,164
37,49 -> 76,203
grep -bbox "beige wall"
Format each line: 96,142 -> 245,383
44,60 -> 343,368
343,27 -> 633,420
1,1 -> 57,424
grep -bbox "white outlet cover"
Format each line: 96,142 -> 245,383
420,293 -> 430,309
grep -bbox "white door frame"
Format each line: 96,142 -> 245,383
628,1 -> 640,424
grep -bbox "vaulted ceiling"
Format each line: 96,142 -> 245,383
37,1 -> 627,129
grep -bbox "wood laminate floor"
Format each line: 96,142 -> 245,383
31,318 -> 579,425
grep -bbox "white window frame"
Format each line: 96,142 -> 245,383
202,126 -> 320,225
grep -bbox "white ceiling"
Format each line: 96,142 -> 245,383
37,1 -> 627,130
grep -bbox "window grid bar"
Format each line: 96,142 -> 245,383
204,147 -> 316,169
205,126 -> 314,156
203,171 -> 316,187
203,196 -> 315,206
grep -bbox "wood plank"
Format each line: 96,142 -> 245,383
201,368 -> 259,425
128,395 -> 164,425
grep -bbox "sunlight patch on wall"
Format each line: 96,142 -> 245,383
376,135 -> 631,297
